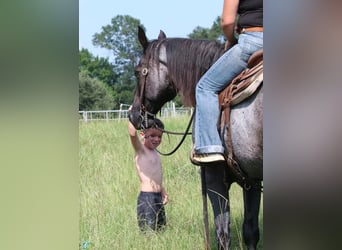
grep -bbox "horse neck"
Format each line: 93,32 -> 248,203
165,39 -> 224,107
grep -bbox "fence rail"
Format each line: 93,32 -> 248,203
79,107 -> 193,122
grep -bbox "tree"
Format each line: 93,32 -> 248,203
79,48 -> 118,87
188,16 -> 225,43
79,71 -> 115,111
111,78 -> 136,106
92,15 -> 144,86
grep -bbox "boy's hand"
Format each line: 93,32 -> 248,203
162,191 -> 168,205
128,121 -> 137,136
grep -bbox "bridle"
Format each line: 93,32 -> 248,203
136,53 -> 192,156
136,41 -> 168,130
137,65 -> 157,130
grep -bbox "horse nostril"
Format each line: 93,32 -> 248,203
128,113 -> 142,130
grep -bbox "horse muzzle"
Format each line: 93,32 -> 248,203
129,106 -> 157,130
128,108 -> 142,130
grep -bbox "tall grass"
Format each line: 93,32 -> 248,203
80,117 -> 263,249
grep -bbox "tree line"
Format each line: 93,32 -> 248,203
79,15 -> 224,111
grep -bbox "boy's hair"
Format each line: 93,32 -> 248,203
143,118 -> 164,131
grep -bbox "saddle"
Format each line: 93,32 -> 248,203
219,49 -> 263,107
218,49 -> 263,190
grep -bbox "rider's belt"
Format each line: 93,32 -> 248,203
240,27 -> 263,34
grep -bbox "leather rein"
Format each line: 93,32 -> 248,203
137,60 -> 192,156
157,112 -> 193,156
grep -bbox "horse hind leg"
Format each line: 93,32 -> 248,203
242,184 -> 262,250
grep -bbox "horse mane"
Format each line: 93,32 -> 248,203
163,38 -> 224,106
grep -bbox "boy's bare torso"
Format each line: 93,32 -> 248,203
135,148 -> 163,192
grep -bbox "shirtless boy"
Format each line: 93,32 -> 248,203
128,118 -> 168,231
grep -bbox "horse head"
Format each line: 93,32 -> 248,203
129,26 -> 177,129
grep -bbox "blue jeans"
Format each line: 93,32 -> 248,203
194,32 -> 263,154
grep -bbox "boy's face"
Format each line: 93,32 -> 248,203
141,128 -> 163,149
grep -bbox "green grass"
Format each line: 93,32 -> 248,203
79,117 -> 263,249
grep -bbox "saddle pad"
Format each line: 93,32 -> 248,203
231,69 -> 263,105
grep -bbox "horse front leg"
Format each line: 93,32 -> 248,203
204,163 -> 232,250
242,183 -> 262,250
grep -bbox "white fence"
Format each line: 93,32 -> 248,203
79,106 -> 193,122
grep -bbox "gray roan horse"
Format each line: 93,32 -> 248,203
129,26 -> 262,250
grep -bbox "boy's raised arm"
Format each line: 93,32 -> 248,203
128,121 -> 144,154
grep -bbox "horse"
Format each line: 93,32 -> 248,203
129,26 -> 262,250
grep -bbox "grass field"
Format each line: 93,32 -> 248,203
79,116 -> 263,249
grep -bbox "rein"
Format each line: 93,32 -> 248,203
137,63 -> 194,156
157,111 -> 194,156
137,43 -> 193,156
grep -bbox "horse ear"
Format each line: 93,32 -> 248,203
158,30 -> 167,40
138,26 -> 148,51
